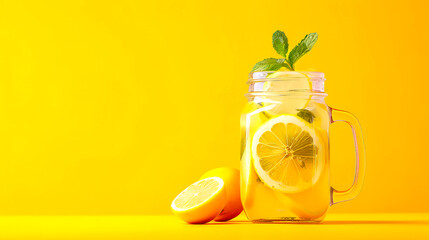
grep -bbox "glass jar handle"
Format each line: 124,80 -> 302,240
329,107 -> 366,205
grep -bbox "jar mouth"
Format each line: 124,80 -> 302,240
248,71 -> 325,82
247,71 -> 327,96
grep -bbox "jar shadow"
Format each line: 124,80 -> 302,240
322,220 -> 429,225
204,220 -> 429,225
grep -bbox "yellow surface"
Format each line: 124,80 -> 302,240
0,0 -> 428,215
0,214 -> 427,239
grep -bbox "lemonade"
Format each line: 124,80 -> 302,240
242,30 -> 365,222
240,74 -> 331,222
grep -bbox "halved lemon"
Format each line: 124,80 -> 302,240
259,72 -> 312,115
171,177 -> 227,224
200,168 -> 242,222
251,115 -> 324,193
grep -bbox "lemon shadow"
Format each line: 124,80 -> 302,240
204,220 -> 251,225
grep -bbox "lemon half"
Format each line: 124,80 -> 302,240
200,168 -> 243,221
171,177 -> 227,224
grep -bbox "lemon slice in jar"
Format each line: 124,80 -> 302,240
251,115 -> 324,193
260,71 -> 312,116
240,102 -> 272,204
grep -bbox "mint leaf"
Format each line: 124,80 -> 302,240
297,109 -> 315,123
287,33 -> 318,70
251,58 -> 285,72
272,30 -> 288,57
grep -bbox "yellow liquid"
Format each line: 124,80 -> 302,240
240,99 -> 331,222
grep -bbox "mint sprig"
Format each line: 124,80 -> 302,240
251,30 -> 318,72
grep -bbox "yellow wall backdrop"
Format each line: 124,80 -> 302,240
0,0 -> 428,215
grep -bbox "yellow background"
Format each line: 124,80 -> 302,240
0,0 -> 428,215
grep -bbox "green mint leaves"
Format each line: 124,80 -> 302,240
288,33 -> 318,70
251,30 -> 318,72
297,109 -> 315,123
272,30 -> 288,57
251,58 -> 285,72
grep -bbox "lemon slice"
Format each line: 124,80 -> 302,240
171,177 -> 227,224
251,115 -> 324,193
260,72 -> 312,115
240,103 -> 272,202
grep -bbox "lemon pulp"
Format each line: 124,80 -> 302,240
172,177 -> 224,210
251,115 -> 324,193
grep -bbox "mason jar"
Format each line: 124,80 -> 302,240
240,71 -> 366,223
